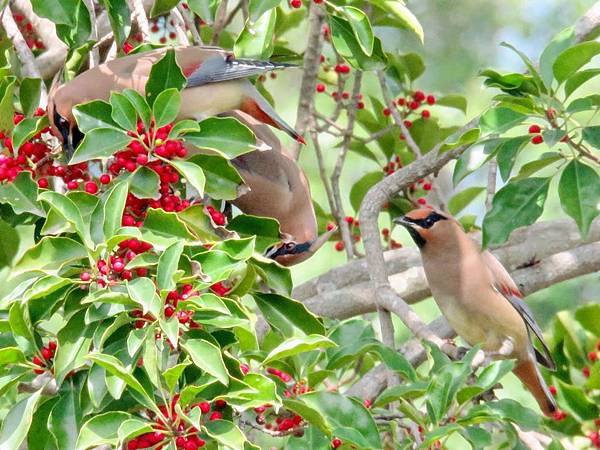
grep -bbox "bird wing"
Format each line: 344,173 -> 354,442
186,54 -> 296,87
482,251 -> 556,370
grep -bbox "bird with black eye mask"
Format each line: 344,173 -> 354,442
395,208 -> 557,415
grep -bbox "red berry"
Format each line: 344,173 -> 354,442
383,107 -> 392,116
403,120 -> 412,128
334,64 -> 350,74
199,401 -> 211,413
531,135 -> 544,145
112,260 -> 125,272
331,438 -> 342,448
209,411 -> 222,421
413,90 -> 426,102
84,181 -> 98,194
290,0 -> 302,8
49,341 -> 57,350
417,198 -> 427,205
185,441 -> 198,450
326,222 -> 336,231
356,101 -> 365,109
316,83 -> 326,93
397,98 -> 405,106
426,95 -> 436,105
408,101 -> 420,110
80,272 -> 91,282
136,267 -> 148,277
127,440 -> 138,450
334,241 -> 344,252
381,228 -> 389,236
37,178 -> 49,188
41,347 -> 53,360
583,366 -> 591,377
99,174 -> 111,184
344,216 -> 354,224
528,124 -> 541,134
421,109 -> 430,119
67,180 -> 78,190
589,351 -> 598,362
32,356 -> 44,367
423,183 -> 432,191
549,385 -> 557,396
551,410 -> 567,421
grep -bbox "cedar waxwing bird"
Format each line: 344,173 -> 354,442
47,46 -> 304,159
187,110 -> 334,266
394,209 -> 557,415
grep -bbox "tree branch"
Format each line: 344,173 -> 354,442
574,1 -> 600,42
129,0 -> 151,40
2,6 -> 41,78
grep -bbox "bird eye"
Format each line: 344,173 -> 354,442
285,242 -> 295,250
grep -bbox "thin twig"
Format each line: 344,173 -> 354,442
82,0 -> 100,66
171,9 -> 191,45
177,4 -> 203,44
211,0 -> 231,45
309,126 -> 337,217
128,0 -> 151,41
290,2 -> 326,160
486,160 -> 497,211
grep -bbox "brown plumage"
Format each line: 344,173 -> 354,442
48,46 -> 303,158
395,208 -> 556,415
188,111 -> 334,266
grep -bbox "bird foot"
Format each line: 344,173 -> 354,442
453,346 -> 470,361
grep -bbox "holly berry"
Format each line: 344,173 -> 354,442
84,181 -> 98,194
290,0 -> 302,8
426,95 -> 436,105
417,198 -> 427,205
316,83 -> 326,93
549,385 -> 557,396
334,64 -> 350,74
408,101 -> 420,110
413,90 -> 426,102
99,174 -> 111,184
531,135 -> 543,145
331,438 -> 342,448
583,366 -> 591,378
67,180 -> 79,190
334,241 -> 344,252
37,177 -> 49,188
589,351 -> 598,362
80,272 -> 91,282
423,183 -> 432,191
421,109 -> 431,119
326,222 -> 336,231
383,107 -> 392,116
528,124 -> 541,134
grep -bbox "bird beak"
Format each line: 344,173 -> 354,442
393,216 -> 414,229
307,226 -> 338,254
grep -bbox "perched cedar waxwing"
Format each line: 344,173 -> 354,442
395,209 -> 557,415
47,46 -> 303,158
187,110 -> 334,266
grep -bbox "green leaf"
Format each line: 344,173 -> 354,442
0,347 -> 26,366
163,359 -> 192,392
31,0 -> 77,25
187,0 -> 218,23
156,240 -> 184,291
495,135 -> 531,181
205,420 -> 247,448
480,107 -> 526,133
0,77 -> 16,134
350,172 -> 384,213
190,154 -> 243,200
514,153 -> 562,180
39,191 -> 93,248
385,53 -> 425,85
110,92 -> 137,131
13,236 -> 87,275
76,412 -> 131,450
448,187 -> 485,215
254,293 -> 325,338
235,8 -> 277,58
141,208 -> 195,244
0,219 -> 19,268
298,392 -> 382,449
122,89 -> 152,128
574,304 -> 600,336
483,177 -> 551,247
100,181 -> 128,241
184,117 -> 255,158
193,250 -> 240,281
12,116 -> 49,151
0,388 -> 44,449
248,0 -> 280,22
369,0 -> 423,43
49,384 -> 81,450
227,214 -> 280,253
145,49 -> 186,106
19,78 -> 42,117
54,310 -> 97,383
539,27 -> 576,87
341,6 -> 374,56
168,158 -> 206,197
69,128 -> 132,164
127,277 -> 162,319
87,353 -> 153,401
128,166 -> 161,200
0,171 -> 44,216
436,94 -> 468,113
153,88 -> 181,128
553,41 -> 600,83
182,339 -> 230,385
558,159 -> 600,238
99,0 -> 131,47
565,68 -> 600,98
264,335 -> 336,364
73,100 -> 120,133
582,126 -> 600,149
150,0 -> 179,17
329,15 -> 387,70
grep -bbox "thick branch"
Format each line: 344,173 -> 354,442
2,6 -> 41,77
575,1 -> 600,42
129,0 -> 151,40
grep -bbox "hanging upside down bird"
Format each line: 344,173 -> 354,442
395,208 -> 557,415
47,46 -> 305,159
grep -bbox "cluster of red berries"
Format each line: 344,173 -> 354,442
209,281 -> 231,297
80,239 -> 153,286
0,111 -> 52,183
149,16 -> 179,44
122,32 -> 143,54
206,205 -> 226,226
394,91 -> 435,139
31,341 -> 57,374
383,155 -> 403,176
13,13 -> 45,50
126,395 -> 226,449
528,124 -> 544,145
381,228 -> 402,250
165,284 -> 200,325
582,344 -> 599,378
328,216 -> 360,252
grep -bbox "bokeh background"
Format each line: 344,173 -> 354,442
260,0 -> 599,415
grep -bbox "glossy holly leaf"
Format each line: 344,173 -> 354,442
39,191 -> 93,248
0,347 -> 26,366
235,8 -> 276,59
558,159 -> 600,238
0,389 -> 44,450
128,166 -> 161,200
254,293 -> 325,338
205,420 -> 248,449
13,236 -> 87,275
19,78 -> 42,117
156,240 -> 184,291
385,52 -> 425,87
184,117 -> 255,159
145,49 -> 186,106
447,187 -> 485,216
0,77 -> 16,134
48,383 -> 81,450
0,219 -> 19,268
168,158 -> 206,197
574,303 -> 600,336
514,152 -> 562,180
153,88 -> 181,128
553,41 -> 600,83
480,107 -> 526,133
31,0 -> 77,25
150,0 -> 179,17
73,100 -> 121,133
189,154 -> 243,200
99,0 -> 131,47
263,335 -> 336,364
141,208 -> 195,245
110,92 -> 137,131
127,277 -> 162,318
69,128 -> 133,164
436,94 -> 468,113
187,0 -> 219,23
227,214 -> 280,253
182,339 -> 230,385
582,126 -> 600,149
565,68 -> 600,98
76,412 -> 132,450
0,171 -> 44,216
369,0 -> 423,43
248,0 -> 281,22
482,177 -> 551,247
340,6 -> 374,56
329,15 -> 387,70
539,27 -> 576,87
122,89 -> 152,128
495,135 -> 530,181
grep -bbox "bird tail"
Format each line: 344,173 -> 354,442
513,359 -> 557,415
